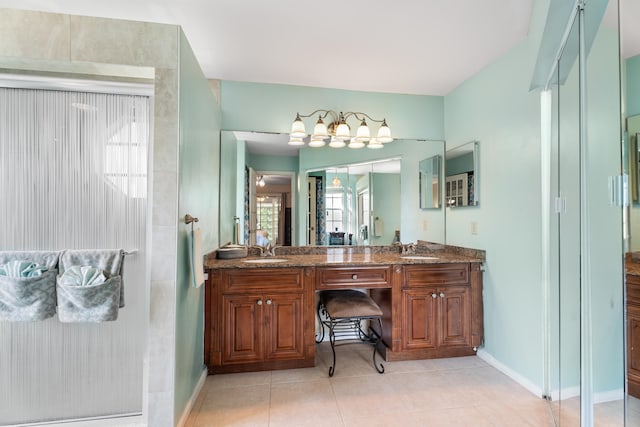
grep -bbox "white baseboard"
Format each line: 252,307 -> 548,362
476,349 -> 544,398
477,349 -> 624,404
177,368 -> 208,427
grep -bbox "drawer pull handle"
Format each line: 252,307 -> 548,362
432,293 -> 437,299
257,300 -> 263,305
352,274 -> 358,280
440,292 -> 445,298
266,299 -> 272,305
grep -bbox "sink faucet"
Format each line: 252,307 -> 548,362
252,243 -> 281,257
394,241 -> 416,255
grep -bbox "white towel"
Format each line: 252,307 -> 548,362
190,228 -> 205,288
374,219 -> 384,237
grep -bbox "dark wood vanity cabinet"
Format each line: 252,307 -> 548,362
205,267 -> 316,374
402,286 -> 470,351
205,260 -> 483,372
627,273 -> 640,398
381,263 -> 483,361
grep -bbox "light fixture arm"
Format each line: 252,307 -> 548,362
295,109 -> 386,124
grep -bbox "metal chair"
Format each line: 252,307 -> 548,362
315,289 -> 385,377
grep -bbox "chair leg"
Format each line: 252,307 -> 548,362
315,302 -> 325,344
328,320 -> 337,377
372,317 -> 384,374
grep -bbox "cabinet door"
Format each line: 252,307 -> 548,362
265,293 -> 305,361
437,286 -> 471,348
628,305 -> 640,398
222,294 -> 264,364
402,289 -> 437,350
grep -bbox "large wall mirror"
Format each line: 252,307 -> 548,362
445,140 -> 479,207
219,131 -> 445,247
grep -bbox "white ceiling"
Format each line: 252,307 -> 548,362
0,0 -> 536,96
0,1 -> 637,94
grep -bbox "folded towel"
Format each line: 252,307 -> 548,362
59,266 -> 107,287
59,249 -> 125,307
0,251 -> 59,322
0,251 -> 59,269
188,228 -> 205,288
0,260 -> 48,278
56,275 -> 121,323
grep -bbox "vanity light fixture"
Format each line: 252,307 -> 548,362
288,110 -> 393,149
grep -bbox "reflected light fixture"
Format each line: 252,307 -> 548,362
332,176 -> 341,187
288,110 -> 393,149
256,175 -> 266,187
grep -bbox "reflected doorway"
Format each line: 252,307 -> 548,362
249,171 -> 294,246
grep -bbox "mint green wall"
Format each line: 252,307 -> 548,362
371,173 -> 401,244
221,81 -> 444,140
628,55 -> 640,117
247,153 -> 298,172
444,0 -> 548,391
175,30 -> 221,421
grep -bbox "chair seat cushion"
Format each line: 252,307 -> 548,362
319,290 -> 383,318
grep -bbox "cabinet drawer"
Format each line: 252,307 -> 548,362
222,268 -> 304,293
628,275 -> 640,305
403,264 -> 469,288
316,266 -> 391,289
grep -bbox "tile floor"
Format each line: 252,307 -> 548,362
186,343 -> 638,426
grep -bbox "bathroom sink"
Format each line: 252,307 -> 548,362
243,258 -> 289,264
400,256 -> 439,260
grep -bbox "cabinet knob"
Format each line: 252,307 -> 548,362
257,300 -> 263,305
352,274 -> 358,280
440,292 -> 445,298
266,299 -> 272,305
432,293 -> 437,299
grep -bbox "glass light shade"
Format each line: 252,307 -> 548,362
348,139 -> 366,149
290,114 -> 307,138
332,177 -> 341,187
288,136 -> 305,146
367,138 -> 384,149
355,119 -> 370,141
313,117 -> 328,137
376,119 -> 393,143
308,136 -> 326,148
335,121 -> 351,140
328,136 -> 346,148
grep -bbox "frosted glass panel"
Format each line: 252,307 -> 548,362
0,87 -> 149,424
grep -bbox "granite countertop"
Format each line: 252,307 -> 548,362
204,244 -> 484,270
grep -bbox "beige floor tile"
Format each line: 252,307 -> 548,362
270,364 -> 329,384
331,374 -> 410,420
269,379 -> 343,426
191,383 -> 270,427
206,370 -> 271,390
189,348 -> 583,426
